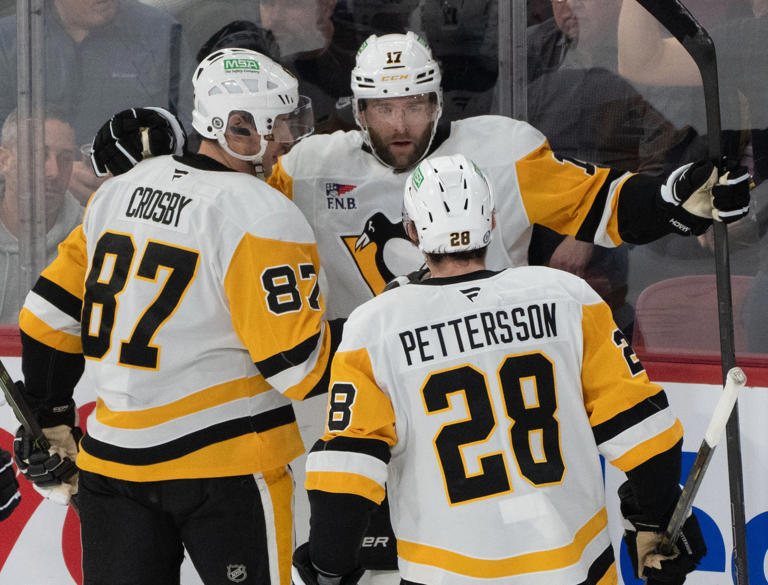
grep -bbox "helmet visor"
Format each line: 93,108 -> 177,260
359,93 -> 438,127
269,95 -> 314,144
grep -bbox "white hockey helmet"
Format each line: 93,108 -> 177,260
192,48 -> 313,161
403,154 -> 494,254
352,32 -> 443,166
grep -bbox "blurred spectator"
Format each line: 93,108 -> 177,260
526,0 -> 702,338
0,0 -> 182,204
618,0 -> 766,347
528,0 -> 621,81
175,0 -> 358,135
618,0 -> 767,178
528,0 -> 700,172
0,109 -> 83,323
410,0 -> 498,121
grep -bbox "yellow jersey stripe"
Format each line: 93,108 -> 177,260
597,562 -> 618,585
610,419 -> 684,471
397,507 -> 608,579
19,308 -> 82,353
94,375 -> 272,429
77,421 -> 304,481
306,470 -> 387,504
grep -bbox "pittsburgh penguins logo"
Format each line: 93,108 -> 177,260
341,212 -> 423,295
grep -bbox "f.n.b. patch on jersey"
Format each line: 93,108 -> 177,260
326,182 -> 357,210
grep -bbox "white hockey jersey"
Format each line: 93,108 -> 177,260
20,154 -> 333,481
306,268 -> 682,585
268,116 -> 634,319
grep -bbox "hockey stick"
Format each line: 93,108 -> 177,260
633,2 -> 749,582
0,357 -> 49,451
659,367 -> 746,555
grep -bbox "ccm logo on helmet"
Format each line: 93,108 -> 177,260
381,75 -> 409,81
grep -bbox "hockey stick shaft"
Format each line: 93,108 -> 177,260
0,357 -> 49,451
659,367 -> 746,555
633,2 -> 749,582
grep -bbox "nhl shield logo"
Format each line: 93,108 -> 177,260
227,564 -> 247,583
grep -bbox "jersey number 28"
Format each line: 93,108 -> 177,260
422,352 -> 564,505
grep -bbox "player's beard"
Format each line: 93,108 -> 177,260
368,123 -> 435,172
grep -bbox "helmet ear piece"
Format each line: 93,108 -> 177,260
403,154 -> 494,254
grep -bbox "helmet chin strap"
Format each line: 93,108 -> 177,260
217,132 -> 267,165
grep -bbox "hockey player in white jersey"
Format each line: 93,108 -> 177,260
12,48 -> 337,585
88,31 -> 742,578
291,154 -> 706,585
92,32 -> 750,321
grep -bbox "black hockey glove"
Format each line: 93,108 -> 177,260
660,161 -> 751,236
0,447 -> 20,521
382,265 -> 431,292
90,107 -> 186,177
292,542 -> 365,585
13,395 -> 82,505
619,481 -> 706,585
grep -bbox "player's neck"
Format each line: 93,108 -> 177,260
426,257 -> 486,278
197,141 -> 259,177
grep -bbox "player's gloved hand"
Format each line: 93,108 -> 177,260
382,265 -> 431,292
660,161 -> 751,236
13,393 -> 82,506
0,447 -> 21,521
619,481 -> 706,585
90,107 -> 186,177
292,542 -> 364,585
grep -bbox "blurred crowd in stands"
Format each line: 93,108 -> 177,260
0,0 -> 765,356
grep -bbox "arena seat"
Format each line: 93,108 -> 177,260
632,274 -> 754,356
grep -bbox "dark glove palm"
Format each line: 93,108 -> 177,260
661,161 -> 751,236
13,425 -> 81,487
619,481 -> 706,585
292,542 -> 365,585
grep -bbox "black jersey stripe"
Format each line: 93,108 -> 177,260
31,276 -> 83,322
577,545 -> 615,585
575,168 -> 625,243
80,404 -> 296,465
310,436 -> 391,464
592,390 -> 670,445
255,331 -> 320,379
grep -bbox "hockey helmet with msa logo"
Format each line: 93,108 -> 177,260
403,154 -> 494,254
192,48 -> 313,162
352,32 -> 443,166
